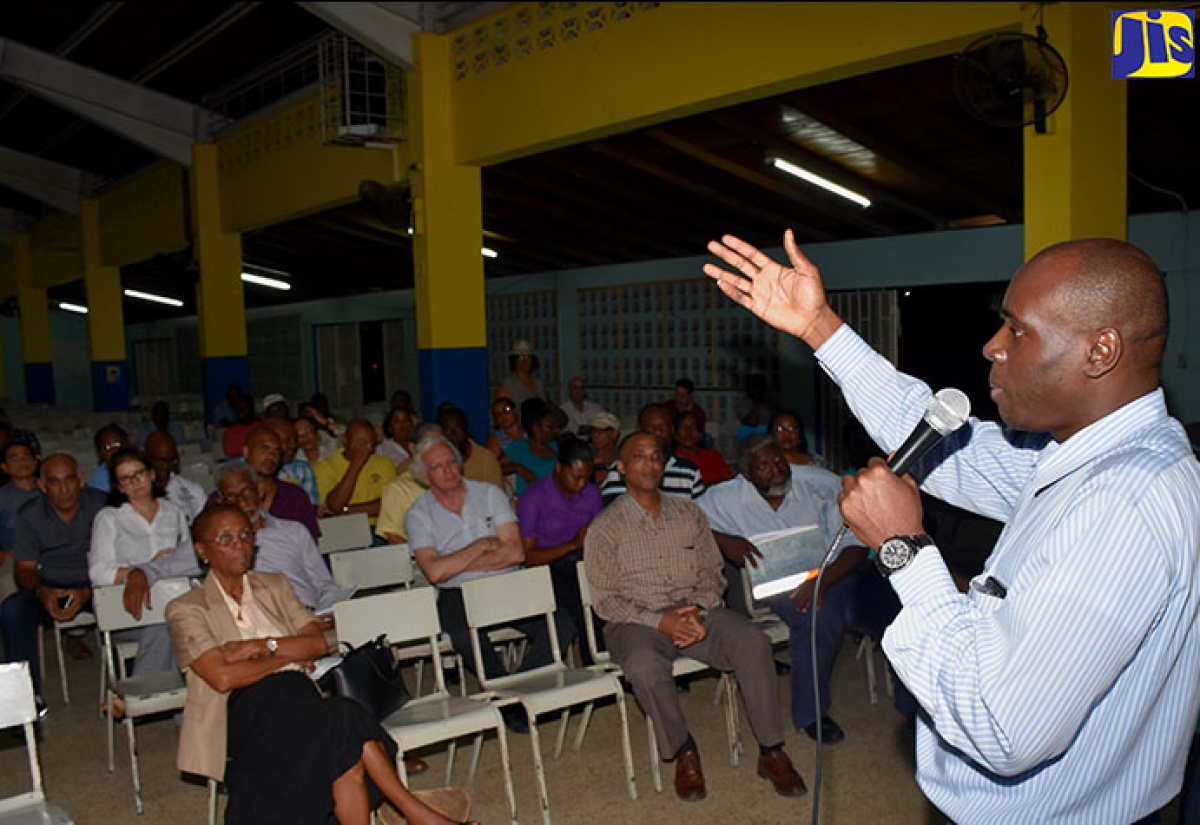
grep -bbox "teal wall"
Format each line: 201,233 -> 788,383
2,311 -> 94,410
5,211 -> 1199,426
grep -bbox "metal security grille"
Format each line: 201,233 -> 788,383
317,34 -> 406,145
820,289 -> 899,472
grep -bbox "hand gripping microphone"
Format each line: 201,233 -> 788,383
887,388 -> 972,476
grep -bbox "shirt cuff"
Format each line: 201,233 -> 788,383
814,323 -> 870,380
888,543 -> 958,605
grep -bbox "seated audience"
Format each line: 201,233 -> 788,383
736,374 -> 776,442
664,378 -> 707,435
265,416 -> 319,506
0,442 -> 41,565
136,400 -> 187,448
315,419 -> 396,529
585,431 -> 805,801
599,403 -> 705,506
88,447 -> 189,684
165,504 -> 471,825
698,435 -> 907,743
560,376 -> 605,436
294,414 -> 325,468
128,462 -> 351,617
300,394 -> 344,459
377,424 -> 443,544
1,454 -> 107,710
486,397 -> 524,459
588,412 -> 621,485
377,406 -> 416,471
439,406 -> 504,490
390,389 -> 418,417
517,436 -> 599,664
673,411 -> 732,487
768,410 -> 824,467
405,436 -> 566,695
87,423 -> 129,492
262,393 -> 290,420
503,398 -> 561,497
145,431 -> 206,523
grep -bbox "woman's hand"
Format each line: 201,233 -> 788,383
221,639 -> 268,663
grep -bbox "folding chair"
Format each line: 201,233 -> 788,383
334,589 -> 518,825
94,578 -> 193,814
461,566 -> 637,824
329,543 -> 413,591
0,662 -> 73,824
36,610 -> 97,704
317,512 -> 372,554
577,560 -> 743,793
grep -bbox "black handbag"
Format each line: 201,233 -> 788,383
324,634 -> 410,720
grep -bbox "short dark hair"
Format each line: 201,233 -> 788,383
520,398 -> 553,435
93,423 -> 127,452
674,378 -> 695,393
107,447 -> 164,506
557,434 -> 594,467
1,440 -> 34,465
768,409 -> 809,452
191,504 -> 249,545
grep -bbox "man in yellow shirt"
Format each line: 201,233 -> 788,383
314,419 -> 396,527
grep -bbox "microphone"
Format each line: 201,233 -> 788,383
888,388 -> 971,476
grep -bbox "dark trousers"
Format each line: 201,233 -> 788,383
1,589 -> 54,694
436,586 -> 572,681
767,561 -> 917,729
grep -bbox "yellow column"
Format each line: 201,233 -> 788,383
190,143 -> 248,423
82,198 -> 129,410
408,33 -> 490,438
1024,4 -> 1127,258
14,233 -> 55,404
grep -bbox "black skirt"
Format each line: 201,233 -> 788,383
224,670 -> 398,825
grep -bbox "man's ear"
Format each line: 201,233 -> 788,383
615,459 -> 625,477
1084,328 -> 1121,378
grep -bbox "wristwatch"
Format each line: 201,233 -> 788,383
875,534 -> 935,578
266,637 -> 279,656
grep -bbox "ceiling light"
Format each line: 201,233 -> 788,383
241,272 -> 291,290
124,289 -> 184,307
59,302 -> 88,314
768,156 -> 872,208
482,247 -> 498,259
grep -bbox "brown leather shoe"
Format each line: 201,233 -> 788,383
757,748 -> 807,797
674,749 -> 707,802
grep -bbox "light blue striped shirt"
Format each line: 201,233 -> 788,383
818,323 -> 1200,824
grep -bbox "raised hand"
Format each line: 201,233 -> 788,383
704,229 -> 843,348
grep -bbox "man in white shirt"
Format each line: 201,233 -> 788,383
559,376 -> 606,436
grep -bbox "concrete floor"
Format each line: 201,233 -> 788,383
6,634 -> 1180,824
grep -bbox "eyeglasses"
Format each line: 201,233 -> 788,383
222,487 -> 258,503
102,441 -> 125,453
206,529 -> 255,546
117,467 -> 149,485
772,424 -> 799,433
495,405 -> 516,413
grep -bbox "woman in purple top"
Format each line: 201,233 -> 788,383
516,436 -> 601,664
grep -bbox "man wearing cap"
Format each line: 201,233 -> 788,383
497,339 -> 547,407
262,393 -> 290,420
589,411 -> 621,485
560,376 -> 606,436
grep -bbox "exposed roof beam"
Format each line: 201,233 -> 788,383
0,37 -> 221,166
0,145 -> 91,214
0,205 -> 34,244
298,2 -> 422,69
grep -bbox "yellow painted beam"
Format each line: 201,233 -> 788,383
192,144 -> 247,358
27,211 -> 82,288
452,1 -> 1025,165
409,34 -> 486,350
1024,4 -> 1127,257
99,162 -> 188,268
219,94 -> 407,231
14,234 -> 52,364
81,198 -> 127,361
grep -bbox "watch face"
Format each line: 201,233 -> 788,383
879,538 -> 913,572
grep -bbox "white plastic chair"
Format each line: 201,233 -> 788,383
317,512 -> 372,555
36,610 -> 97,705
329,543 -> 413,591
94,578 -> 193,814
577,560 -> 743,792
334,589 -> 518,825
461,566 -> 637,824
0,662 -> 73,824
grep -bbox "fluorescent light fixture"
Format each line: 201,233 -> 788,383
769,156 -> 872,208
59,302 -> 88,314
481,247 -> 498,259
124,289 -> 184,307
241,272 -> 291,290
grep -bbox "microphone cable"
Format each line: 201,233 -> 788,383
808,522 -> 847,825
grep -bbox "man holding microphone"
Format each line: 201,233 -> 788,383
705,231 -> 1200,823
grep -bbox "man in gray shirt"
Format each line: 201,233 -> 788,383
1,454 -> 107,708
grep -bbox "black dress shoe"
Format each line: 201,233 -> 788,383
500,705 -> 529,735
803,716 -> 845,744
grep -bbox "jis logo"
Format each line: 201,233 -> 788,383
1112,9 -> 1195,78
